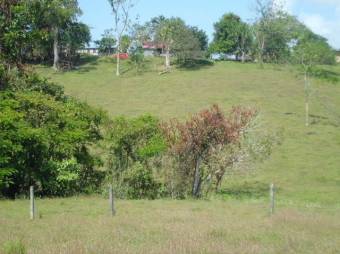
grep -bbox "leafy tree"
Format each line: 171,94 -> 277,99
61,21 -> 91,61
293,36 -> 335,126
95,29 -> 117,55
252,0 -> 303,64
41,0 -> 81,70
162,105 -> 256,197
120,35 -> 131,53
211,13 -> 247,56
189,26 -> 209,51
155,17 -> 201,70
0,0 -> 46,68
0,0 -> 88,68
236,22 -> 253,62
108,0 -> 135,76
252,0 -> 274,66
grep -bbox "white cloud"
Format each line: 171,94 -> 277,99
270,0 -> 340,48
294,0 -> 340,49
299,13 -> 340,48
300,14 -> 332,36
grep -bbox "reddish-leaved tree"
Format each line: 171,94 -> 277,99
162,105 -> 256,197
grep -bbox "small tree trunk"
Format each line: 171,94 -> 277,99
52,26 -> 59,71
192,157 -> 201,197
304,70 -> 309,127
305,101 -> 309,127
116,39 -> 120,76
241,51 -> 246,63
165,47 -> 171,70
258,38 -> 265,68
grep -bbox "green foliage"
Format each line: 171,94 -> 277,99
127,47 -> 149,74
95,29 -> 117,55
0,69 -> 106,197
0,0 -> 88,67
122,162 -> 161,199
293,39 -> 335,69
188,26 -> 209,51
61,21 -> 91,58
211,13 -> 251,57
155,17 -> 203,63
107,115 -> 166,199
108,115 -> 166,173
120,35 -> 131,53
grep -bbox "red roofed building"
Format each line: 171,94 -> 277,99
142,42 -> 164,57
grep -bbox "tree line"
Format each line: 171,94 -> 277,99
1,0 -> 336,73
95,0 -> 336,78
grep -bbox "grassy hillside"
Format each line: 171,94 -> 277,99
37,57 -> 340,205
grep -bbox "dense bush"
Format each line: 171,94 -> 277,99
107,115 -> 166,173
122,162 -> 161,199
0,68 -> 106,198
106,115 -> 166,197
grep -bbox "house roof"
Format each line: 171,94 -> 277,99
142,42 -> 164,50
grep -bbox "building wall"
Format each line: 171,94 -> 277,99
143,49 -> 155,57
336,55 -> 340,63
77,48 -> 99,56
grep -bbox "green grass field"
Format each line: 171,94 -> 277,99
1,57 -> 340,253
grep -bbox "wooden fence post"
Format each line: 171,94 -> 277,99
270,183 -> 275,216
30,186 -> 35,220
109,185 -> 115,216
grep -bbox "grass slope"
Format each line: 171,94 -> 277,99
37,58 -> 340,205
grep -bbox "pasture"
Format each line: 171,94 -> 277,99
1,57 -> 340,253
37,58 -> 340,205
1,197 -> 340,254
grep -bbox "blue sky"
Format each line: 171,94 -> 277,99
79,0 -> 340,49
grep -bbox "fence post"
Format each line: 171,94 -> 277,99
109,185 -> 115,216
30,186 -> 35,220
270,183 -> 275,216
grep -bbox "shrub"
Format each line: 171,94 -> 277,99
108,115 -> 166,175
122,162 -> 161,199
128,48 -> 149,74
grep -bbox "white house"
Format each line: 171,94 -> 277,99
142,42 -> 163,57
77,47 -> 99,56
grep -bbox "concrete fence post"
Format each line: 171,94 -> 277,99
270,183 -> 275,216
109,185 -> 115,216
30,186 -> 35,220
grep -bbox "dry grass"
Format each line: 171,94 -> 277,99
1,197 -> 339,254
